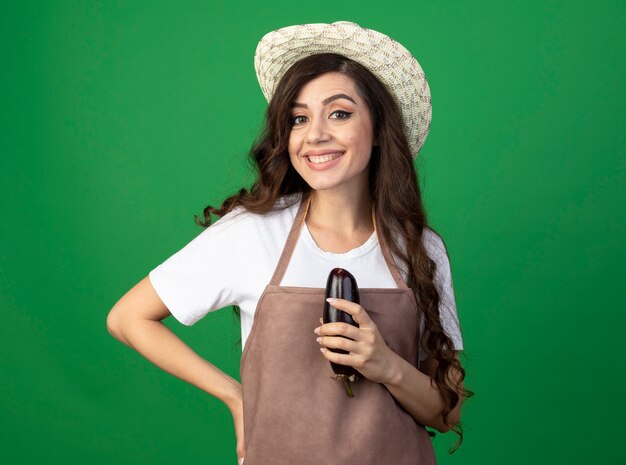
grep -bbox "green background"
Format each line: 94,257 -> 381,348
2,1 -> 624,464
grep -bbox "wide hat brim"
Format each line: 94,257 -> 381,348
254,21 -> 432,158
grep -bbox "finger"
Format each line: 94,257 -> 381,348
318,322 -> 360,339
326,298 -> 372,327
320,346 -> 354,366
317,334 -> 358,352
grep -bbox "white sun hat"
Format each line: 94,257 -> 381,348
254,21 -> 432,158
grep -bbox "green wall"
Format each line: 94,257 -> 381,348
2,1 -> 624,464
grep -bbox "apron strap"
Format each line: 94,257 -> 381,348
269,191 -> 312,286
372,207 -> 410,289
270,190 -> 410,290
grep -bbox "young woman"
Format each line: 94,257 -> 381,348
107,21 -> 472,465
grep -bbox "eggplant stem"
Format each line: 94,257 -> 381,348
342,378 -> 354,397
331,374 -> 358,397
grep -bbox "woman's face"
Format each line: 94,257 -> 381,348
287,72 -> 375,196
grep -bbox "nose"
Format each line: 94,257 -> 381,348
305,116 -> 330,144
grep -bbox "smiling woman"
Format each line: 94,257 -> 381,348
108,21 -> 472,465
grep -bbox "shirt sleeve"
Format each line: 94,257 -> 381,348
148,209 -> 245,326
418,228 -> 464,362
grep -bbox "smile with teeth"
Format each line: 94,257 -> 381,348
305,152 -> 344,163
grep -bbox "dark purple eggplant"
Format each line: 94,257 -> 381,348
323,267 -> 360,397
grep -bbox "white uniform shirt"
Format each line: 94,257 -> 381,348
149,193 -> 463,362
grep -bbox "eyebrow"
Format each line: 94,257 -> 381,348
292,93 -> 357,108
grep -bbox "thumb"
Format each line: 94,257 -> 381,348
319,317 -> 323,324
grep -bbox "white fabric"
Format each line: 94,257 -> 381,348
149,192 -> 463,362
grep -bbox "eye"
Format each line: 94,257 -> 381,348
290,115 -> 308,126
330,110 -> 353,120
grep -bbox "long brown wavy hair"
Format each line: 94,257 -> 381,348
194,53 -> 473,452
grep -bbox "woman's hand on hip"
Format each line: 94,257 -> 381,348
228,397 -> 245,464
315,298 -> 399,384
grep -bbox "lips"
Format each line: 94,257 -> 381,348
305,152 -> 344,163
302,151 -> 345,171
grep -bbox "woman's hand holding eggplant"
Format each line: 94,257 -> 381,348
315,298 -> 398,385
